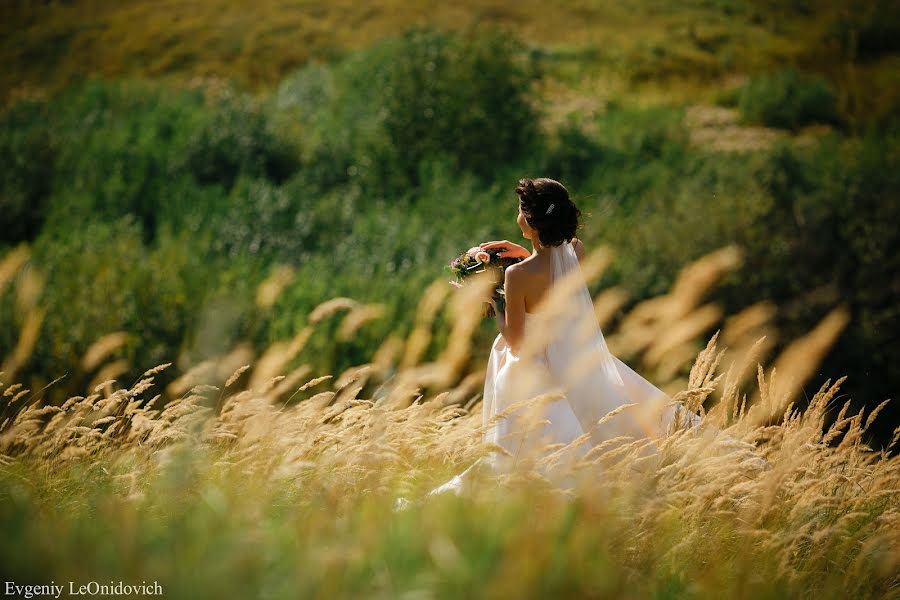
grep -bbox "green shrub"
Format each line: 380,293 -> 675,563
37,80 -> 205,240
738,68 -> 840,130
19,217 -> 260,399
178,87 -> 300,188
539,118 -> 606,187
0,80 -> 299,245
273,26 -> 543,197
0,100 -> 57,243
376,27 -> 542,181
206,174 -> 359,264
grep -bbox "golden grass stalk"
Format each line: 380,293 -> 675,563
81,331 -> 129,372
308,297 -> 359,323
255,264 -> 295,310
0,307 -> 44,382
337,303 -> 386,341
0,244 -> 30,299
748,306 -> 851,426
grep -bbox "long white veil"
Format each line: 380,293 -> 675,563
523,240 -> 674,445
547,240 -> 622,387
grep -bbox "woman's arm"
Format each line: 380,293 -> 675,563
480,240 -> 531,259
495,265 -> 526,354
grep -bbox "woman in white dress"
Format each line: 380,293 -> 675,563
427,178 -> 700,496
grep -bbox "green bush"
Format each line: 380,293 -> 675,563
539,118 -> 607,187
376,28 -> 542,181
0,79 -> 300,244
19,217 -> 261,400
177,87 -> 300,188
738,68 -> 840,130
0,100 -> 57,243
36,81 -> 205,240
207,174 -> 360,264
273,26 -> 543,197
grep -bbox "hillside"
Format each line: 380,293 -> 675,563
3,0 -> 898,125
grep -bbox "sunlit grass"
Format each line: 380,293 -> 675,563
2,0 -> 878,112
1,245 -> 897,598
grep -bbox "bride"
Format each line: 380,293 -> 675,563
426,177 -> 701,497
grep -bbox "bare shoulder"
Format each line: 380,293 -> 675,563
572,238 -> 586,262
505,261 -> 528,280
505,259 -> 541,292
502,263 -> 524,298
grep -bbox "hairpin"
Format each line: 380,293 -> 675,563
545,203 -> 555,214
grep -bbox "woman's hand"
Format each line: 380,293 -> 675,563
480,240 -> 530,260
481,287 -> 499,309
480,291 -> 499,319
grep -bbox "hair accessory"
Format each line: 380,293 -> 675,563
545,203 -> 555,215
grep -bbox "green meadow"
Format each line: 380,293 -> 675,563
1,1 -> 899,597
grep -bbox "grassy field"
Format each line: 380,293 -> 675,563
2,250 -> 898,599
2,2 -> 899,596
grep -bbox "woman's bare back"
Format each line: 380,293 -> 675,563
517,239 -> 585,313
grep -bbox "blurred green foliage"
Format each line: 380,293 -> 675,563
825,0 -> 900,60
588,117 -> 899,429
274,27 -> 542,197
0,27 -> 898,441
0,100 -> 56,244
738,68 -> 840,130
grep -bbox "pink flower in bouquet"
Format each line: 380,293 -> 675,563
446,244 -> 523,317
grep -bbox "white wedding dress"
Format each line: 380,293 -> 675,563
426,240 -> 701,497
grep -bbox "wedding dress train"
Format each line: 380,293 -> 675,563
425,240 -> 702,498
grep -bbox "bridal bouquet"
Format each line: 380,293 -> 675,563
447,246 -> 523,317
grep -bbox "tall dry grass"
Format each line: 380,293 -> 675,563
0,244 -> 898,599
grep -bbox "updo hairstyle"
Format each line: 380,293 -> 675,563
515,177 -> 581,247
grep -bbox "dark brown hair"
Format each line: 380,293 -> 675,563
515,177 -> 581,247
